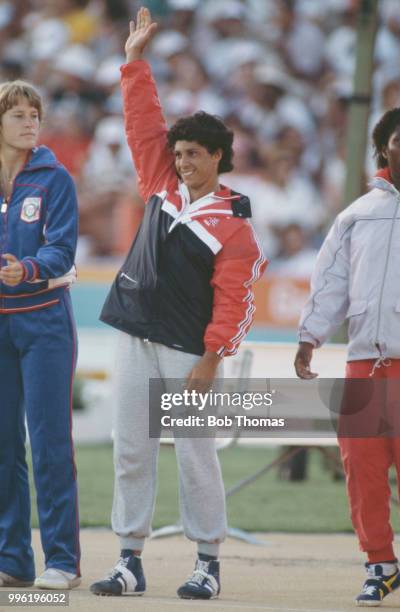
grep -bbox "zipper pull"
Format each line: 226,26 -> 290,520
1,200 -> 7,214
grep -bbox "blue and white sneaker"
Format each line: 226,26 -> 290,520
90,553 -> 145,596
356,562 -> 400,607
177,559 -> 220,600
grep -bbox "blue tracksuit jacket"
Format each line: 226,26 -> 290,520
0,145 -> 80,580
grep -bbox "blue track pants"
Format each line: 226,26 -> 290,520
0,292 -> 80,580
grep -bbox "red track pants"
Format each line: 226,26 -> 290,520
339,359 -> 400,563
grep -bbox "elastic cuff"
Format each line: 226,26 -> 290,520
119,536 -> 145,552
20,262 -> 29,282
121,59 -> 147,74
21,258 -> 39,282
197,542 -> 220,557
298,332 -> 319,347
367,546 -> 396,563
205,345 -> 226,358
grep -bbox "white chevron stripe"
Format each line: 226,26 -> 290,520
186,220 -> 223,254
188,209 -> 233,218
161,198 -> 179,218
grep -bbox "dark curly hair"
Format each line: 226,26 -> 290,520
372,107 -> 400,168
167,111 -> 234,174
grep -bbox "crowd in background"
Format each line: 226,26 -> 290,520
2,0 -> 399,274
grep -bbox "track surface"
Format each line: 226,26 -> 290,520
3,530 -> 400,611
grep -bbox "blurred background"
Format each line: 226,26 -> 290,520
10,0 -> 400,532
3,0 -> 395,340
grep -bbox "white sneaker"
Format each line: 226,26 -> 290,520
34,568 -> 81,590
0,571 -> 34,587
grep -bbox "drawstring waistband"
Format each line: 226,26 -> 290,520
369,356 -> 392,377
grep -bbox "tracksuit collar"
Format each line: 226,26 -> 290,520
370,167 -> 399,195
23,145 -> 58,171
178,182 -> 240,210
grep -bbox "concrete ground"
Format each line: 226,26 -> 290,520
3,530 -> 400,612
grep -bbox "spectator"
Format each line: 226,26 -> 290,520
82,116 -> 134,190
238,63 -> 314,142
268,0 -> 326,81
233,144 -> 324,258
268,223 -> 318,278
0,0 -> 395,264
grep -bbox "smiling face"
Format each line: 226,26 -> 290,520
1,97 -> 40,151
174,140 -> 222,200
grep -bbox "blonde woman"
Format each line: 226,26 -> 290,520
0,81 -> 80,589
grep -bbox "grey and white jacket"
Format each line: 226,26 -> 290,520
299,175 -> 400,361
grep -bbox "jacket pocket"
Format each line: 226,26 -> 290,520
116,276 -> 159,323
119,271 -> 141,290
346,299 -> 368,317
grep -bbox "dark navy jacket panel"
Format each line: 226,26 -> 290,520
101,194 -> 216,355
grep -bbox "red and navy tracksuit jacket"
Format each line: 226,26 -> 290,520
0,145 -> 80,581
101,60 -> 267,356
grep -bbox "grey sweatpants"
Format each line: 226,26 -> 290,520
111,332 -> 227,557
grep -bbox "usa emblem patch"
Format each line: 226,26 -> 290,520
20,197 -> 41,223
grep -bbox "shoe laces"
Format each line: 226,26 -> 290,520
187,561 -> 211,586
361,581 -> 379,597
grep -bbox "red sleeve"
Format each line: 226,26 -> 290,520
121,60 -> 177,202
204,222 -> 267,357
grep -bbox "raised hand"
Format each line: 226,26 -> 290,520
125,6 -> 158,63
